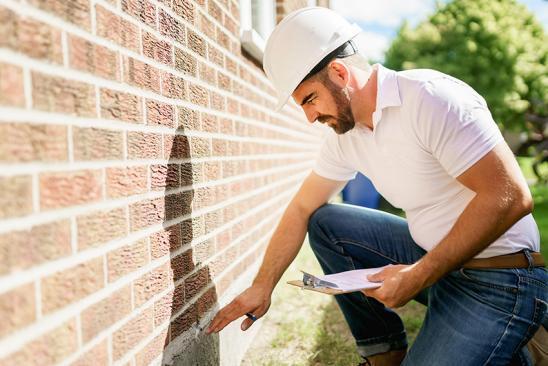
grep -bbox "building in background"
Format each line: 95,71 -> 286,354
0,0 -> 330,365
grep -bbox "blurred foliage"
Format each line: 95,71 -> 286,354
384,0 -> 547,132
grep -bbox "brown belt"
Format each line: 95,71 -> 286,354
462,251 -> 545,269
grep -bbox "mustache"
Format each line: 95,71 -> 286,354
317,115 -> 334,124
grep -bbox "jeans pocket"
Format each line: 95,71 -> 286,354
457,268 -> 519,314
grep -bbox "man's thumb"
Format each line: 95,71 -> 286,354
241,318 -> 253,331
368,271 -> 384,282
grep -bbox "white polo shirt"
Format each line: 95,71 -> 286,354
313,64 -> 540,258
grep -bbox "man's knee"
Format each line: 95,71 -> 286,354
307,203 -> 339,247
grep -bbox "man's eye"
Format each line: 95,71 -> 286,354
307,97 -> 316,104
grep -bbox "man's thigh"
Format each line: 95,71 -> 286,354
308,203 -> 426,268
404,268 -> 548,365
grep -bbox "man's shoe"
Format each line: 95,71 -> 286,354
357,349 -> 406,366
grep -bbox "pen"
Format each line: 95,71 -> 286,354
245,312 -> 257,321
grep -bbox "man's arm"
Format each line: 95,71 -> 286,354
206,172 -> 347,333
364,141 -> 533,308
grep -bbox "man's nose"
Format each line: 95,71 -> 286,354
304,108 -> 319,124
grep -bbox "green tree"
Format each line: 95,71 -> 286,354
384,0 -> 547,132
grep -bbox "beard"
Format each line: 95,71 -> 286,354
318,80 -> 355,134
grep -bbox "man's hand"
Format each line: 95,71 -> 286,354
362,264 -> 427,308
206,285 -> 272,334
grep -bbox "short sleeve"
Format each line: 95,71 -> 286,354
313,133 -> 357,181
413,77 -> 504,178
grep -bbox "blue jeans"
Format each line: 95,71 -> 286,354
307,203 -> 548,365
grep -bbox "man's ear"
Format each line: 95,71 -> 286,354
326,60 -> 349,88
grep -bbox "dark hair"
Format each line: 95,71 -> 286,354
301,39 -> 358,83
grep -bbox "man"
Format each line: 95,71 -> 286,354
206,7 -> 547,365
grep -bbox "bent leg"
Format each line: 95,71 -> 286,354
307,203 -> 427,358
403,267 -> 548,365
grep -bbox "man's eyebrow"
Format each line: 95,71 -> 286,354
300,93 -> 315,106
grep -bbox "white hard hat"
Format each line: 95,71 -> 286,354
263,7 -> 362,111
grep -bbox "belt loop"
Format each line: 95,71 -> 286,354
523,249 -> 534,272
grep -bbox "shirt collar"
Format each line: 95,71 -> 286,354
371,64 -> 402,128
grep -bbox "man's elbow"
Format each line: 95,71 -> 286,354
511,186 -> 534,219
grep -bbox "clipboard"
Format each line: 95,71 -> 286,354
286,279 -> 356,295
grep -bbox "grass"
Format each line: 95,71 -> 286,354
241,242 -> 426,366
242,158 -> 546,365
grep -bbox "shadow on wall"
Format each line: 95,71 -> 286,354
159,126 -> 220,365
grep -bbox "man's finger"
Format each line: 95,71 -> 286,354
367,270 -> 387,282
241,317 -> 255,331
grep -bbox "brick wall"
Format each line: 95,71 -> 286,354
0,0 -> 323,365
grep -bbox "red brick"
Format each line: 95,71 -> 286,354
0,282 -> 36,338
210,91 -> 225,111
197,12 -> 215,40
121,0 -> 156,29
184,267 -> 209,301
159,9 -> 185,44
0,8 -> 63,64
192,239 -> 214,266
0,175 -> 33,219
208,45 -> 223,68
171,249 -> 194,282
172,282 -> 185,313
161,71 -> 186,100
170,303 -> 196,339
106,165 -> 148,198
150,164 -> 179,190
107,239 -> 148,282
163,133 -> 190,159
129,197 -> 164,231
41,257 -> 104,314
77,207 -> 127,250
197,286 -> 216,317
96,5 -> 140,53
211,138 -> 227,156
146,99 -> 174,127
153,289 -> 173,326
173,0 -> 195,24
142,31 -> 172,66
190,137 -> 210,158
100,88 -> 142,123
29,0 -> 91,30
71,340 -> 108,366
177,107 -> 200,130
133,262 -> 171,307
0,123 -> 67,162
73,127 -> 123,161
188,83 -> 208,107
40,170 -> 102,210
32,72 -> 96,117
150,224 -> 181,259
0,62 -> 24,107
180,162 -> 194,186
81,285 -> 131,343
174,47 -> 197,76
68,34 -> 119,79
164,190 -> 192,220
122,56 -> 160,93
187,30 -> 205,57
0,220 -> 71,275
112,307 -> 154,361
127,131 -> 162,159
0,318 -> 78,365
199,62 -> 216,86
135,328 -> 169,366
217,72 -> 231,92
203,161 -> 221,181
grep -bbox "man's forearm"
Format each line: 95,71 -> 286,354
252,203 -> 310,293
415,189 -> 533,288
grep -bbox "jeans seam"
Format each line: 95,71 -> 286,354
335,239 -> 402,265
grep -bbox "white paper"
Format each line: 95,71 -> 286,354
318,267 -> 387,291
